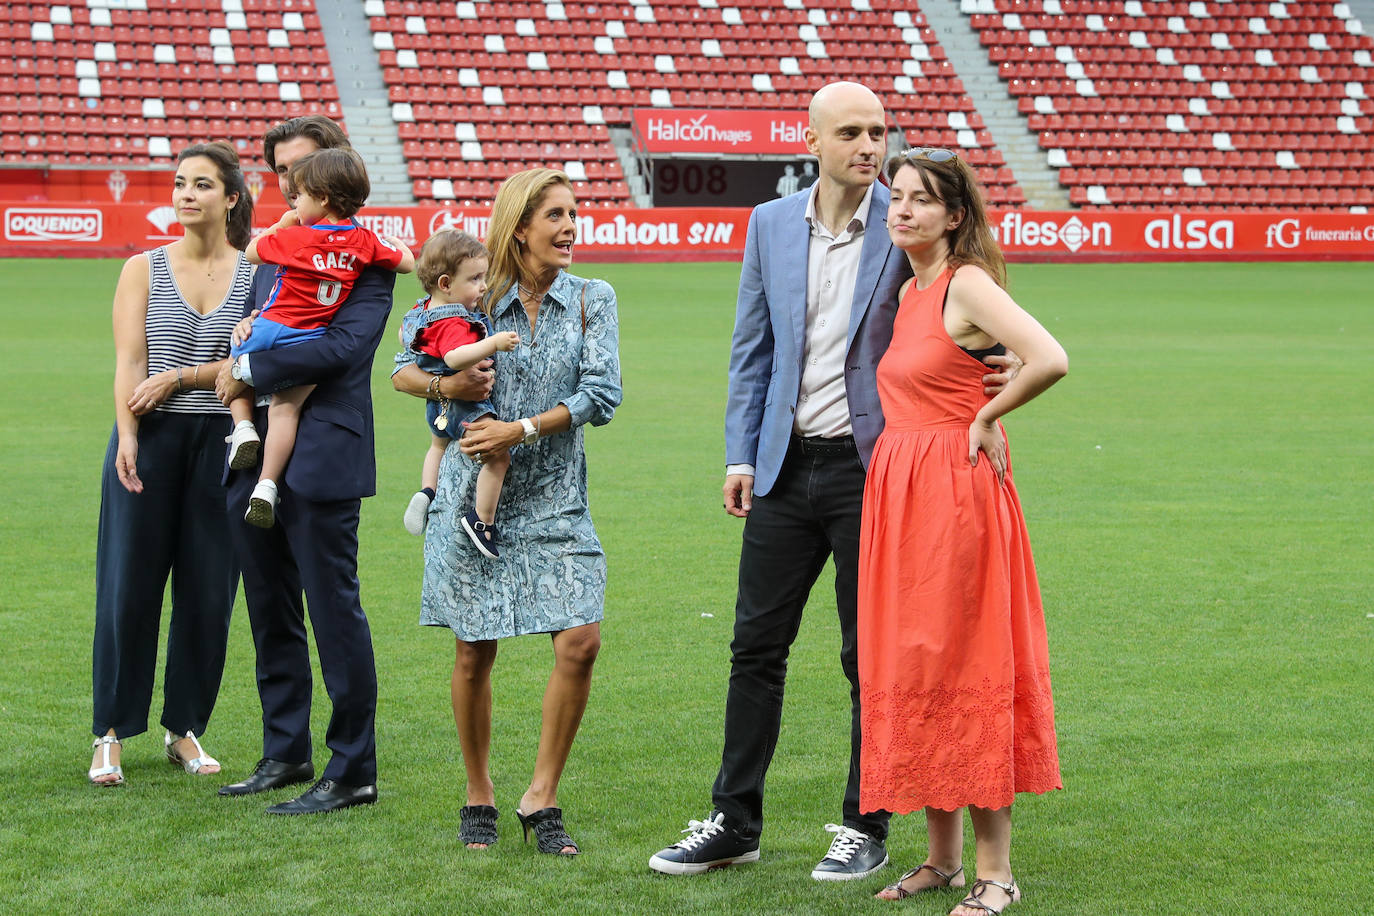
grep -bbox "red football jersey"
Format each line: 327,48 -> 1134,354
256,222 -> 405,329
416,313 -> 484,361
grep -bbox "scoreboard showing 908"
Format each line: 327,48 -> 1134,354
651,158 -> 819,208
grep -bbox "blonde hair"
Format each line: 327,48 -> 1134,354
484,168 -> 575,309
885,149 -> 1006,288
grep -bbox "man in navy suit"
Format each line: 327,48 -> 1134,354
212,116 -> 431,813
650,82 -> 1015,878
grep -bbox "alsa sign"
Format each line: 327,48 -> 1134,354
634,108 -> 809,154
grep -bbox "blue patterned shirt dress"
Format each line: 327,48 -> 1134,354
394,271 -> 622,640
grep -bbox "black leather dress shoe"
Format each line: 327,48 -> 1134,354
265,778 -> 378,815
218,758 -> 315,797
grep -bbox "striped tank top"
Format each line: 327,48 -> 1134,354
145,245 -> 254,415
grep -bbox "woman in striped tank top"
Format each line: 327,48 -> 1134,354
88,142 -> 256,787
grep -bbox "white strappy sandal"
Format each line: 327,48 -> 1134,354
89,734 -> 124,786
164,730 -> 221,775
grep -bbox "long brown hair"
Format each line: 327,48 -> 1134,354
885,149 -> 1005,288
177,141 -> 254,250
483,168 -> 574,310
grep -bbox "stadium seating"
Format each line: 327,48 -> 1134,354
367,0 -> 1019,205
964,0 -> 1373,210
0,0 -> 339,166
3,0 -> 1367,210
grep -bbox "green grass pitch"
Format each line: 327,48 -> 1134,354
0,257 -> 1370,914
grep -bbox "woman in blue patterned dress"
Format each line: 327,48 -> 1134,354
392,169 -> 621,854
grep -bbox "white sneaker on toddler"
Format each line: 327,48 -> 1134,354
403,490 -> 431,536
226,420 -> 261,470
245,478 -> 279,528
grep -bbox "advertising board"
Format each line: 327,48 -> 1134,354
1,203 -> 1369,262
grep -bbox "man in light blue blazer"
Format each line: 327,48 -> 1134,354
652,81 -> 909,880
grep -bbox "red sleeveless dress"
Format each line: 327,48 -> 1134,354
857,268 -> 1061,814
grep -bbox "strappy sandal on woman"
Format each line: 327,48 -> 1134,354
876,862 -> 965,900
951,878 -> 1020,915
88,734 -> 124,786
516,807 -> 579,856
164,730 -> 221,775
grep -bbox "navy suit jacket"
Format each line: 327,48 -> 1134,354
236,262 -> 396,501
724,183 -> 911,497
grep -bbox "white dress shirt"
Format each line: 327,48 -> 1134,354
794,181 -> 874,438
727,182 -> 875,478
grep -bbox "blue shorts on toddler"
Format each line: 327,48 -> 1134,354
230,316 -> 325,358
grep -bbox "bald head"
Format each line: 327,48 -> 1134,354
808,81 -> 885,133
804,81 -> 887,194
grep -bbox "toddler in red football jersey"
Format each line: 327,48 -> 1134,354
398,230 -> 519,557
226,147 -> 415,527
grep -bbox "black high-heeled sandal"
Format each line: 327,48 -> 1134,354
516,807 -> 580,856
458,805 -> 499,848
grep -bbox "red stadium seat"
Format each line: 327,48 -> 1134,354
9,0 -> 1366,209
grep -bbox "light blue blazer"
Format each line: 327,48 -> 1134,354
724,183 -> 911,497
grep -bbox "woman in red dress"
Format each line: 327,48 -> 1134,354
858,148 -> 1068,915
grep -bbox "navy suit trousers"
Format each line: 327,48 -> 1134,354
226,411 -> 378,786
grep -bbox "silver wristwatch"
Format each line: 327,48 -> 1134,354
519,417 -> 537,445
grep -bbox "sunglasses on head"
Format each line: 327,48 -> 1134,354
900,147 -> 958,162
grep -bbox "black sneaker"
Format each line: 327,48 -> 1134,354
648,812 -> 760,875
460,509 -> 500,558
810,824 -> 888,881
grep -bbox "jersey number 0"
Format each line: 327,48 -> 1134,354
317,280 -> 342,306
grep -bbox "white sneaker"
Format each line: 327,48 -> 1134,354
403,491 -> 431,536
648,812 -> 761,875
226,420 -> 261,470
810,824 -> 888,881
245,478 -> 278,528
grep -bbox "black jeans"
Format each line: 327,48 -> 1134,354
711,436 -> 890,841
